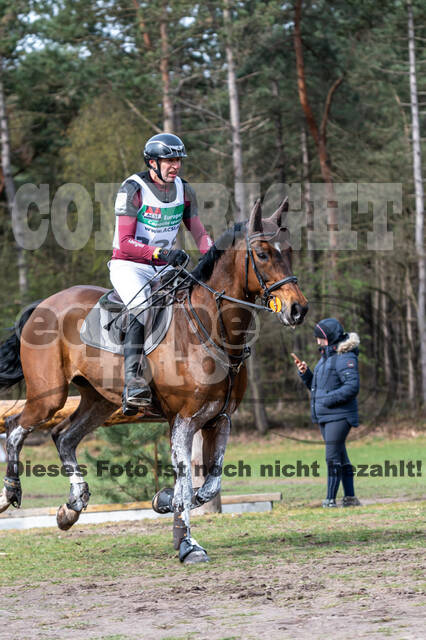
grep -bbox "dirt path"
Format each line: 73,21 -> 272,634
1,545 -> 424,639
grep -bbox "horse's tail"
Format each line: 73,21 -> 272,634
0,300 -> 41,391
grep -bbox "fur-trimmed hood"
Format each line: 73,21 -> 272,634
337,332 -> 360,353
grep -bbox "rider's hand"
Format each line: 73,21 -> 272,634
291,352 -> 308,374
157,248 -> 189,267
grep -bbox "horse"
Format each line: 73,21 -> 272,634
0,198 -> 308,563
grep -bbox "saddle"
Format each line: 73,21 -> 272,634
80,269 -> 181,355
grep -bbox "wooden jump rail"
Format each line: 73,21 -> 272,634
0,397 -> 166,433
0,493 -> 283,521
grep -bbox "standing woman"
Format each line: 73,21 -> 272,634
292,318 -> 362,507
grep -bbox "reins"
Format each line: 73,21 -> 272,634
174,228 -> 299,426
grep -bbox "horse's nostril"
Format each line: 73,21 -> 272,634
291,302 -> 308,322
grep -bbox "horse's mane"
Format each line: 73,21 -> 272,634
190,221 -> 246,283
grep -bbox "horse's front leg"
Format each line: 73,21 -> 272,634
169,416 -> 209,564
193,414 -> 230,508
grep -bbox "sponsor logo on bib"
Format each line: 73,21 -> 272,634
143,206 -> 162,220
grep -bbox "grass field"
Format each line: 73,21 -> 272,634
0,500 -> 424,585
0,500 -> 424,639
1,432 -> 424,509
0,430 -> 425,639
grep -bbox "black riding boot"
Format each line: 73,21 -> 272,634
122,315 -> 152,416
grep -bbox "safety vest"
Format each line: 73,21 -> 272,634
126,173 -> 184,251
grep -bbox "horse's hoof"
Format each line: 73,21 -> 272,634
0,487 -> 11,513
3,477 -> 22,508
183,550 -> 210,564
56,504 -> 80,530
152,487 -> 174,514
179,536 -> 209,563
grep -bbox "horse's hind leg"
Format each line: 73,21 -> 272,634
0,417 -> 31,512
0,386 -> 68,513
51,385 -> 116,530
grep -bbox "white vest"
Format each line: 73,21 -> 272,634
122,173 -> 184,251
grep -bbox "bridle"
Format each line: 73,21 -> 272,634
185,226 -> 298,315
180,224 -> 299,368
244,227 -> 298,307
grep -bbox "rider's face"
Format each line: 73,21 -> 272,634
150,157 -> 182,183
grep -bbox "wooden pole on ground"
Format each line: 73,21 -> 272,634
0,397 -> 166,433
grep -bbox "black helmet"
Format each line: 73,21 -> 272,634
143,133 -> 187,167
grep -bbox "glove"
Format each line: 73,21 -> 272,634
156,248 -> 189,267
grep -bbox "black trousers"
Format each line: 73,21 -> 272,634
319,419 -> 351,466
320,419 -> 354,499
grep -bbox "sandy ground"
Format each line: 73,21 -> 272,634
0,532 -> 424,640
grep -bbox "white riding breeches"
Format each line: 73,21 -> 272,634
108,259 -> 172,314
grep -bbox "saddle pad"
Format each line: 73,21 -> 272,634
80,297 -> 174,356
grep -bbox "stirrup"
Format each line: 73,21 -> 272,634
123,378 -> 152,406
125,385 -> 152,406
122,397 -> 139,417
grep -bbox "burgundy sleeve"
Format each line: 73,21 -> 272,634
116,215 -> 155,261
183,216 -> 214,254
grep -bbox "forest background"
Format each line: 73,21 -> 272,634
1,0 -> 425,433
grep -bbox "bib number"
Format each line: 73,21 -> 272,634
136,237 -> 171,249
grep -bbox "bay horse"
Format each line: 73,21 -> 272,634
0,198 -> 308,563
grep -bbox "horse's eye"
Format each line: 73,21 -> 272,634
255,250 -> 268,261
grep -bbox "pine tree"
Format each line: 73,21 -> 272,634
83,422 -> 171,502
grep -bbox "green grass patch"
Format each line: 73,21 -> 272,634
0,501 -> 424,587
0,434 -> 424,508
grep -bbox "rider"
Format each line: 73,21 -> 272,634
109,133 -> 213,416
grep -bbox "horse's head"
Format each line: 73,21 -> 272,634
243,198 -> 308,326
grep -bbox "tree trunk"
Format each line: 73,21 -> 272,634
0,64 -> 27,299
223,0 -> 268,435
293,0 -> 343,268
223,0 -> 245,219
160,2 -> 174,132
131,0 -> 152,49
407,0 -> 426,405
132,0 -> 174,132
271,80 -> 286,183
405,269 -> 416,405
379,264 -> 391,387
301,125 -> 316,277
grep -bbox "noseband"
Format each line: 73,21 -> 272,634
244,229 -> 298,306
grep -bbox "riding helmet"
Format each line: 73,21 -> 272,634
143,133 -> 187,167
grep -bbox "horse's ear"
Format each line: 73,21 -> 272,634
267,196 -> 288,228
247,198 -> 263,235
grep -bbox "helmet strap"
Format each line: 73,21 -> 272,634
152,159 -> 165,183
